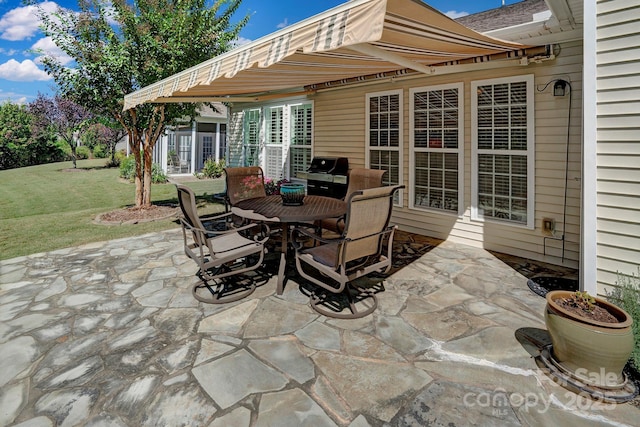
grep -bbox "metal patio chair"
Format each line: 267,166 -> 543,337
224,166 -> 267,207
292,185 -> 404,319
176,184 -> 269,304
317,168 -> 387,235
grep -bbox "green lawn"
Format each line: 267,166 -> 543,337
0,159 -> 225,260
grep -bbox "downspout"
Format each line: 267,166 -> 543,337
582,1 -> 598,295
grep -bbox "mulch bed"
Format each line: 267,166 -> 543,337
95,205 -> 178,225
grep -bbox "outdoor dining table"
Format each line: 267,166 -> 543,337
231,195 -> 347,295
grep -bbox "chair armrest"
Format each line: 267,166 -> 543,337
200,211 -> 233,222
291,225 -> 342,249
181,218 -> 270,244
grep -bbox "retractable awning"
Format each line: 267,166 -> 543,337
123,0 -> 530,110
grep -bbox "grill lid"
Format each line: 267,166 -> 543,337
307,157 -> 348,175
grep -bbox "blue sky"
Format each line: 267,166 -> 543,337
0,0 -> 520,104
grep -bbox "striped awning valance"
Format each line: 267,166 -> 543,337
123,0 -> 528,110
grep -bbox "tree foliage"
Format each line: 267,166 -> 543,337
82,121 -> 127,164
0,100 -> 65,170
35,0 -> 248,207
29,94 -> 92,168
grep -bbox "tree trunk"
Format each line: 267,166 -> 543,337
71,146 -> 77,168
141,105 -> 166,208
142,140 -> 153,207
127,128 -> 143,208
118,106 -> 165,209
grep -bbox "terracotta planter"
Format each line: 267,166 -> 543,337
545,290 -> 634,388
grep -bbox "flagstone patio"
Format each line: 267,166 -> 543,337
0,228 -> 637,426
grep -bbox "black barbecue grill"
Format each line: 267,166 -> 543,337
306,157 -> 349,199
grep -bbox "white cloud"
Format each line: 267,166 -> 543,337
0,1 -> 59,41
0,59 -> 51,82
0,47 -> 18,56
232,37 -> 252,48
32,36 -> 73,66
445,10 -> 469,19
0,94 -> 28,105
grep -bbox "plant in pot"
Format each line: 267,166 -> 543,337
544,290 -> 635,393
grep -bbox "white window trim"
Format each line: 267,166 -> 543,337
365,89 -> 404,207
471,74 -> 535,229
244,99 -> 314,181
409,82 -> 464,216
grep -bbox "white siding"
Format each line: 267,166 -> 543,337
313,40 -> 584,268
595,0 -> 640,292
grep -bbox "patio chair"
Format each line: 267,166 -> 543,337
292,184 -> 404,319
224,166 -> 267,207
318,168 -> 387,235
169,151 -> 189,174
176,184 -> 269,304
223,165 -> 291,247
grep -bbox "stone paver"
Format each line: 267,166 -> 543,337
0,228 -> 637,426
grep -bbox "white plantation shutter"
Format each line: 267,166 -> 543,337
289,103 -> 313,179
472,75 -> 534,227
243,109 -> 261,167
367,90 -> 403,205
411,83 -> 463,213
265,106 -> 285,179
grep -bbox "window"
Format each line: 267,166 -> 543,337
242,109 -> 261,166
366,90 -> 403,205
265,106 -> 284,179
167,133 -> 176,153
238,102 -> 313,181
290,103 -> 313,179
410,83 -> 463,214
202,135 -> 213,160
471,75 -> 534,227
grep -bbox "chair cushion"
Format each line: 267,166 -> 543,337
210,232 -> 260,259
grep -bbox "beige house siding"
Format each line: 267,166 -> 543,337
227,41 -> 584,269
312,41 -> 584,268
595,0 -> 640,290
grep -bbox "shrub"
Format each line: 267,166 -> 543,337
119,155 -> 167,183
105,156 -> 120,168
151,162 -> 168,183
119,155 -> 136,180
75,145 -> 91,160
607,267 -> 640,371
197,157 -> 225,179
106,149 -> 125,168
92,144 -> 107,158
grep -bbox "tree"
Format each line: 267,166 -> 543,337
0,101 -> 32,170
0,100 -> 64,170
35,0 -> 248,208
83,120 -> 127,164
29,94 -> 92,168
